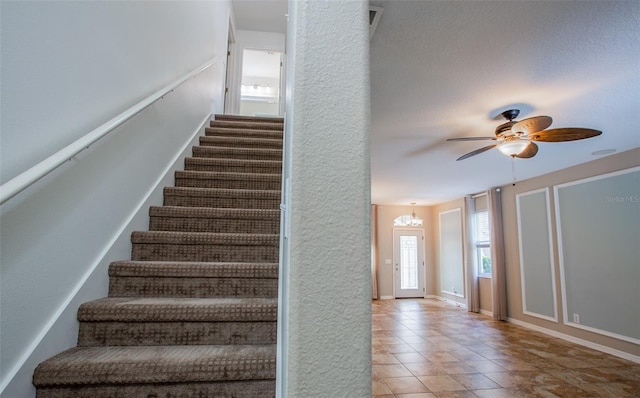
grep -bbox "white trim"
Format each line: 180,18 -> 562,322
564,321 -> 640,345
554,166 -> 640,345
516,187 -> 558,323
428,295 -> 467,309
439,208 -> 463,216
379,295 -> 395,300
441,290 -> 464,298
508,317 -> 640,364
522,310 -> 558,324
0,58 -> 219,205
0,113 -> 211,394
480,309 -> 493,317
554,166 -> 640,190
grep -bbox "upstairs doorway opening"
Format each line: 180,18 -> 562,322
240,49 -> 282,117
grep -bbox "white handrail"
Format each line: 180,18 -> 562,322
0,56 -> 219,205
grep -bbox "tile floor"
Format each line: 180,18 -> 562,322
372,299 -> 640,398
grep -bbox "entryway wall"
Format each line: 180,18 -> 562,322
373,204 -> 434,299
373,201 -> 493,314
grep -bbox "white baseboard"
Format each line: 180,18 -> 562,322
427,295 -> 467,309
480,309 -> 493,317
508,317 -> 640,364
379,295 -> 394,300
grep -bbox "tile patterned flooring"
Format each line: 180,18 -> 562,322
372,299 -> 640,398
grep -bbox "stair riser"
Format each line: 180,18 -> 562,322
205,127 -> 283,139
199,137 -> 283,149
164,195 -> 279,209
78,321 -> 276,346
175,177 -> 281,191
109,277 -> 278,298
149,217 -> 279,233
132,245 -> 278,262
193,146 -> 282,161
184,160 -> 282,174
210,121 -> 283,131
36,380 -> 275,398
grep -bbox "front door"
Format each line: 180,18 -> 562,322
393,229 -> 425,298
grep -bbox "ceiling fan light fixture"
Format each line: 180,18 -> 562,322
497,138 -> 530,157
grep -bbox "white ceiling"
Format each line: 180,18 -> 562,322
232,0 -> 288,34
234,0 -> 640,206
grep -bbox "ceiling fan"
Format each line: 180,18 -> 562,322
447,109 -> 602,161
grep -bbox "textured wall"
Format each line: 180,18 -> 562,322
284,0 -> 372,396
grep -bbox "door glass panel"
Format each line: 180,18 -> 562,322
400,235 -> 418,289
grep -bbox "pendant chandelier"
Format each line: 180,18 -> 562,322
393,202 -> 423,227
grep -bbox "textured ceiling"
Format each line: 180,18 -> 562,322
234,0 -> 640,205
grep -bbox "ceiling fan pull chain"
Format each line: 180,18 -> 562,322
511,156 -> 517,186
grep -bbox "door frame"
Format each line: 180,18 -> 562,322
392,227 -> 426,299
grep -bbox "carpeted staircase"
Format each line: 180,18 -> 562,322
33,115 -> 283,398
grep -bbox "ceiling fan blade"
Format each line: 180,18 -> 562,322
447,137 -> 496,141
515,142 -> 539,158
512,116 -> 553,135
456,144 -> 496,161
529,128 -> 602,142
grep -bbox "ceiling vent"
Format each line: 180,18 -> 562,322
369,6 -> 383,38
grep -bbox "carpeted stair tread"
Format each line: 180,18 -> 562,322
131,232 -> 279,262
131,231 -> 278,245
209,120 -> 283,131
174,170 -> 281,190
163,187 -> 280,209
205,126 -> 283,139
109,261 -> 279,279
163,187 -> 280,201
199,135 -> 283,148
192,145 -> 282,160
214,114 -> 283,124
33,344 -> 276,387
78,297 -> 277,322
149,206 -> 279,233
78,320 -> 276,346
184,157 -> 282,173
149,206 -> 279,220
107,261 -> 278,299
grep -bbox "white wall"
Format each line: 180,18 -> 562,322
0,1 -> 231,395
280,0 -> 371,396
